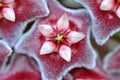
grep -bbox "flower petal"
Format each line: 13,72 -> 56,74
104,45 -> 120,73
75,0 -> 120,45
116,5 -> 120,18
0,0 -> 49,46
3,0 -> 14,3
2,7 -> 15,22
38,24 -> 54,37
40,41 -> 56,55
59,44 -> 71,62
66,31 -> 85,44
100,0 -> 115,11
0,40 -> 12,69
63,64 -> 110,80
0,54 -> 41,80
57,13 -> 69,33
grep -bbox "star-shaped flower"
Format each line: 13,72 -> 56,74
75,0 -> 120,45
0,0 -> 15,21
14,0 -> 96,79
0,0 -> 49,46
38,14 -> 85,62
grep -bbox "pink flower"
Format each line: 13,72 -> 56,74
38,14 -> 85,62
75,0 -> 120,45
0,0 -> 49,46
15,0 -> 96,79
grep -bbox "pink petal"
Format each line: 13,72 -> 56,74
2,7 -> 15,22
104,45 -> 120,73
3,0 -> 14,3
116,5 -> 120,18
0,54 -> 41,80
100,0 -> 115,11
15,0 -> 49,21
0,0 -> 49,46
75,0 -> 120,45
66,31 -> 85,44
38,24 -> 54,37
59,44 -> 71,62
0,40 -> 12,69
15,0 -> 96,79
56,13 -> 69,33
63,64 -> 110,80
40,41 -> 56,55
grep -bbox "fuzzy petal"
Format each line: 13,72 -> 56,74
0,40 -> 12,69
0,0 -> 49,46
56,13 -> 69,33
0,54 -> 41,80
104,45 -> 120,73
2,7 -> 15,22
38,24 -> 54,37
40,41 -> 56,55
75,0 -> 120,45
66,31 -> 85,44
15,0 -> 96,80
63,64 -> 109,80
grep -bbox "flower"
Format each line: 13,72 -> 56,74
63,45 -> 120,80
15,0 -> 96,79
0,0 -> 49,46
38,14 -> 85,62
75,0 -> 120,45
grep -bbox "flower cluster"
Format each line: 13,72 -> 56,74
0,0 -> 120,80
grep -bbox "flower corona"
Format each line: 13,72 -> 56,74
38,14 -> 85,62
100,0 -> 120,18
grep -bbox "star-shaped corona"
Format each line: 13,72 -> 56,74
100,0 -> 120,18
38,14 -> 85,62
0,0 -> 15,21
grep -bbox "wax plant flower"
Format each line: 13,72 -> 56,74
0,0 -> 120,80
75,0 -> 120,45
0,0 -> 49,46
38,13 -> 85,62
63,44 -> 120,80
14,0 -> 96,79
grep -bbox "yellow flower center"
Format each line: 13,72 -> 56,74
0,3 -> 3,7
0,2 -> 15,8
55,34 -> 64,43
118,0 -> 120,3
